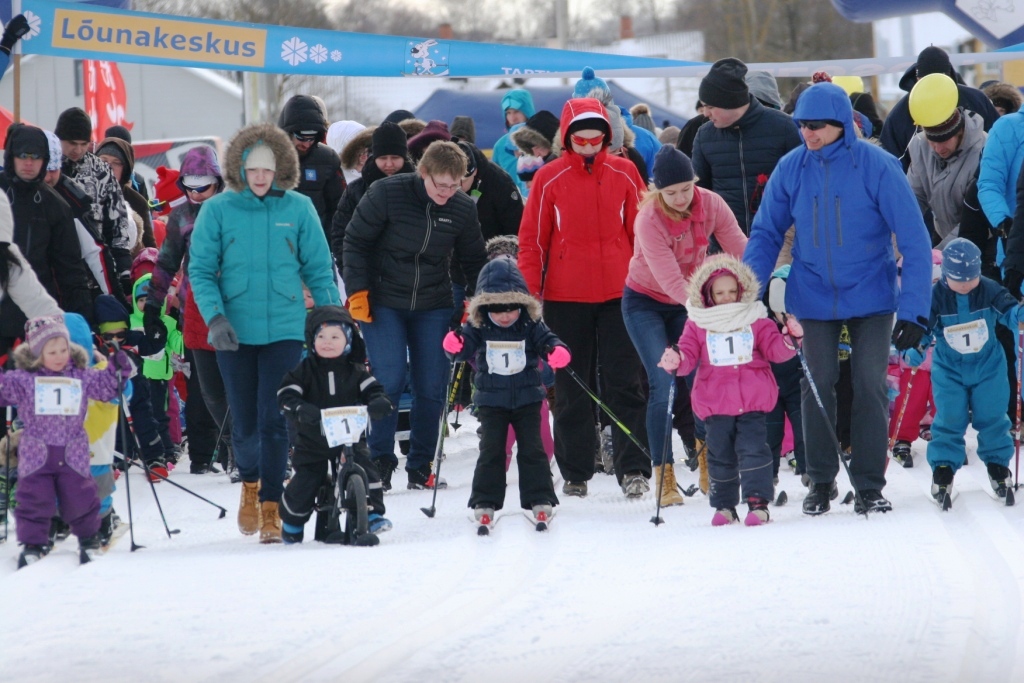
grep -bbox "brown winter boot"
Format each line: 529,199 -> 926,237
259,501 -> 282,544
656,464 -> 685,507
696,438 -> 709,495
237,481 -> 261,535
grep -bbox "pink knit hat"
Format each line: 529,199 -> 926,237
700,268 -> 744,307
25,314 -> 70,357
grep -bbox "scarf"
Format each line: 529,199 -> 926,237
686,300 -> 767,333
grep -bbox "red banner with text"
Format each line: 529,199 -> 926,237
83,60 -> 132,143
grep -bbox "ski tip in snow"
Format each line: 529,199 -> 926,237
1006,488 -> 1015,507
774,490 -> 788,507
525,510 -> 554,531
841,491 -> 855,505
941,492 -> 953,511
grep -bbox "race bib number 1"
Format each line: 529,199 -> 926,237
707,327 -> 754,366
943,319 -> 988,355
321,406 -> 368,447
486,340 -> 527,376
34,377 -> 83,416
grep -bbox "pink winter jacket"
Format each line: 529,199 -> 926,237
625,187 -> 748,305
677,317 -> 795,419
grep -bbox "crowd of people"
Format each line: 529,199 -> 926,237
5,32 -> 1024,565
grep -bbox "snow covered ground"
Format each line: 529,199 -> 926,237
3,415 -> 1024,683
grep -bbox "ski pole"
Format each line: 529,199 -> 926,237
785,319 -> 867,517
421,360 -> 458,518
888,367 -> 918,452
115,361 -> 144,552
1016,323 -> 1023,491
651,379 -> 676,527
114,453 -> 227,517
119,385 -> 181,538
211,404 -> 232,472
563,364 -> 652,460
448,362 -> 466,433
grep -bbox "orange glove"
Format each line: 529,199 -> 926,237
347,290 -> 373,323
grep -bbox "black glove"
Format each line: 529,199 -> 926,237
892,319 -> 927,352
295,402 -> 321,426
367,395 -> 394,421
998,217 -> 1013,238
449,302 -> 467,331
1,14 -> 30,54
1005,269 -> 1024,301
207,314 -> 239,351
143,304 -> 167,345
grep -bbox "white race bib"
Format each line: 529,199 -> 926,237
34,377 -> 83,416
943,319 -> 988,355
707,327 -> 755,366
321,406 -> 368,447
486,340 -> 527,376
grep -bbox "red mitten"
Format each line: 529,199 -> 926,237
442,330 -> 464,354
547,346 -> 571,369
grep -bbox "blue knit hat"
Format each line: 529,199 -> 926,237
653,144 -> 695,189
573,67 -> 611,101
941,238 -> 981,282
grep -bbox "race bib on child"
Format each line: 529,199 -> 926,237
943,319 -> 988,355
707,327 -> 754,366
486,340 -> 527,376
34,377 -> 83,416
321,406 -> 368,447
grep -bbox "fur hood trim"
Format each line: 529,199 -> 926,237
467,257 -> 542,327
468,290 -> 542,328
511,125 -> 553,155
686,254 -> 761,310
340,126 -> 375,170
223,123 -> 300,192
13,342 -> 90,371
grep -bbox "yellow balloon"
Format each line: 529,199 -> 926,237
832,76 -> 864,95
909,73 -> 959,127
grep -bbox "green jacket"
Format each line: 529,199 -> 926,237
129,273 -> 183,381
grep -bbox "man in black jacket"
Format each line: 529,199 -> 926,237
881,46 -> 1000,171
0,125 -> 93,347
692,58 -> 802,236
278,95 -> 345,241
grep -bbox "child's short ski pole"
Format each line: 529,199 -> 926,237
421,360 -> 458,519
651,380 -> 676,527
888,367 -> 918,452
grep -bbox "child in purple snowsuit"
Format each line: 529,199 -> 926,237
658,255 -> 799,527
0,314 -> 134,567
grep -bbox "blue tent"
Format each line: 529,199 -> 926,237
414,83 -> 691,151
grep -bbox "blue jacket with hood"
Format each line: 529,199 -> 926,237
743,83 -> 933,324
492,90 -> 536,195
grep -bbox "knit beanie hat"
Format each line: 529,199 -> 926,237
54,107 -> 93,142
95,140 -> 128,169
372,121 -> 408,158
383,109 -> 416,125
325,120 -> 365,155
485,234 -> 519,260
923,107 -> 965,142
133,278 -> 150,301
699,58 -> 749,109
653,144 -> 695,189
526,111 -> 560,146
630,103 -> 657,133
516,154 -> 545,182
44,130 -> 62,172
408,120 -> 451,162
573,67 -> 611,101
566,115 -> 611,140
153,166 -> 185,216
104,125 -> 132,143
93,294 -> 130,332
917,46 -> 954,78
605,105 -> 625,152
450,115 -> 477,144
244,144 -> 276,171
8,125 -> 48,160
455,141 -> 478,177
941,238 -> 981,282
25,314 -> 70,357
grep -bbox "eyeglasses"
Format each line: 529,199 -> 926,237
429,176 -> 461,193
184,184 -> 213,194
292,132 -> 318,142
799,120 -> 830,131
569,132 -> 605,147
15,152 -> 42,160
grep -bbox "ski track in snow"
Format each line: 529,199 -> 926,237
3,418 -> 1024,682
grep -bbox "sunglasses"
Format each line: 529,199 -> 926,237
292,132 -> 318,142
15,152 -> 42,160
101,331 -> 127,342
184,183 -> 213,194
799,120 -> 831,131
569,132 -> 605,147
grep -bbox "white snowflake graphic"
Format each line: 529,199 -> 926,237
310,44 -> 328,64
331,50 -> 342,62
23,11 -> 41,40
280,37 -> 308,67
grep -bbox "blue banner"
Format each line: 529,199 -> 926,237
14,0 -> 706,77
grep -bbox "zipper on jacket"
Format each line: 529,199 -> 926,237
285,237 -> 295,255
812,198 -> 819,248
738,129 -> 750,233
411,205 -> 433,310
834,196 -> 843,247
822,162 -> 839,318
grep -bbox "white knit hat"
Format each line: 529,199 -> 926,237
244,144 -> 276,172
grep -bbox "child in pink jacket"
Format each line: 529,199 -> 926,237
659,255 -> 798,526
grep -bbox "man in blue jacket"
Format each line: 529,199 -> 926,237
744,83 -> 933,516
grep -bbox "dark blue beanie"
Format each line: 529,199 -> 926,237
653,144 -> 695,189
